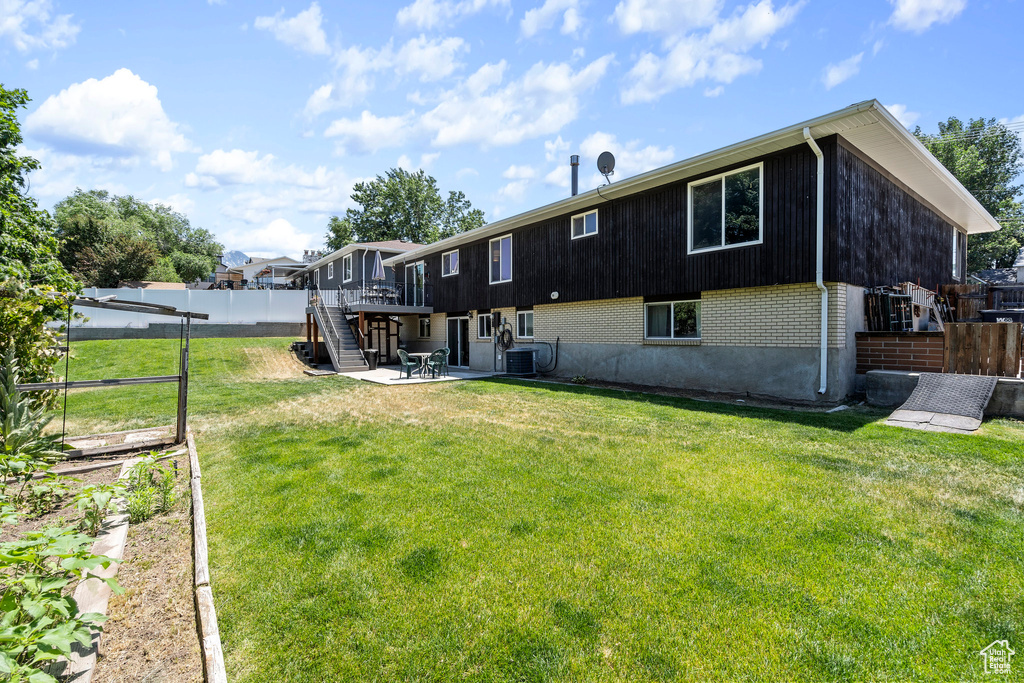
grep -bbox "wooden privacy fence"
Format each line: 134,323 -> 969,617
943,323 -> 1023,377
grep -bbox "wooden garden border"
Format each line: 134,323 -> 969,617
188,430 -> 228,683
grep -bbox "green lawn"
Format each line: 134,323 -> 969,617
57,338 -> 1024,681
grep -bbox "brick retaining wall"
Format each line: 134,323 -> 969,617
856,331 -> 944,374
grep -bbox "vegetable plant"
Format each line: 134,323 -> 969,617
27,474 -> 74,517
126,486 -> 155,524
0,526 -> 122,683
72,483 -> 124,536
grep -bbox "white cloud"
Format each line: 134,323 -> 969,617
186,148 -> 344,190
822,52 -> 863,89
218,218 -> 323,257
884,103 -> 921,129
704,85 -> 724,97
579,132 -> 674,183
502,164 -> 537,179
150,193 -> 196,215
0,0 -> 79,52
304,35 -> 467,117
19,146 -> 129,200
544,135 -> 570,163
396,154 -> 414,169
324,111 -> 416,154
25,57 -> 38,69
254,2 -> 330,56
396,0 -> 510,30
421,55 -> 613,147
612,0 -> 721,34
620,0 -> 804,104
889,0 -> 965,33
521,0 -> 582,38
25,69 -> 195,171
544,165 -> 570,189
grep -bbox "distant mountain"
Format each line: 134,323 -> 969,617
221,250 -> 249,268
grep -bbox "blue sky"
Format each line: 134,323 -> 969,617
3,0 -> 1022,258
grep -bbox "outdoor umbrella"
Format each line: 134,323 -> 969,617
371,250 -> 386,280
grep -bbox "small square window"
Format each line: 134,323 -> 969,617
571,209 -> 598,239
517,311 -> 534,338
442,250 -> 459,277
418,317 -> 431,338
478,314 -> 492,339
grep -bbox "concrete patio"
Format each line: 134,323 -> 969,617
340,366 -> 500,385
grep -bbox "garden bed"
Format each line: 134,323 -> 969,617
92,453 -> 202,681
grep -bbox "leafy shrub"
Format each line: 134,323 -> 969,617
0,525 -> 122,682
570,375 -> 588,385
72,482 -> 124,536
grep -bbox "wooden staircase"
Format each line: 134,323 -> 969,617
310,302 -> 368,373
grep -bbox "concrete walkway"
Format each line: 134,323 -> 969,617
341,366 -> 499,385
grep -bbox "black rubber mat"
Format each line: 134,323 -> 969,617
897,373 -> 998,421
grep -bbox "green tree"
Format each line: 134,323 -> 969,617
327,168 -> 485,249
54,189 -> 222,285
0,84 -> 78,386
915,117 -> 1024,272
76,231 -> 158,288
325,215 -> 355,251
145,257 -> 182,283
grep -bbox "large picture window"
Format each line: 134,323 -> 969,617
442,249 -> 459,277
490,235 -> 512,284
645,301 -> 701,339
342,254 -> 353,282
688,163 -> 762,254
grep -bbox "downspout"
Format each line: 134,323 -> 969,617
803,127 -> 828,396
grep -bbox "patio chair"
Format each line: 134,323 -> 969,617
426,347 -> 449,378
396,349 -> 420,379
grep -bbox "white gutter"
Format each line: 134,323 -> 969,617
803,127 -> 828,396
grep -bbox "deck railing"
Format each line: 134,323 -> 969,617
308,281 -> 433,308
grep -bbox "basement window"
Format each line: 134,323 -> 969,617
688,163 -> 762,254
478,314 -> 492,339
571,209 -> 598,239
418,317 -> 431,338
645,300 -> 701,339
517,311 -> 534,338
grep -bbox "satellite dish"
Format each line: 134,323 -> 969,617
597,151 -> 615,184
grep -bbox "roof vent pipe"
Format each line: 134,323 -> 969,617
570,155 -> 580,197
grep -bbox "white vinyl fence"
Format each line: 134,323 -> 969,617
72,288 -> 308,327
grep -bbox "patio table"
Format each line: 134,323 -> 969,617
407,352 -> 432,377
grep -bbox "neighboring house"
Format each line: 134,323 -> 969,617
300,240 -> 424,365
367,100 -> 998,402
1016,246 -> 1024,282
972,268 -> 1019,285
228,256 -> 304,288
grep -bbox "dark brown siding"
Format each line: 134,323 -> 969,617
419,139 -> 835,312
832,138 -> 960,291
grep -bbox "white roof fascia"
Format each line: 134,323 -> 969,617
384,100 -> 1000,266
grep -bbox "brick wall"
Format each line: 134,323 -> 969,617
405,282 -> 853,349
701,283 -> 847,348
855,331 -> 944,374
533,298 -> 644,344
